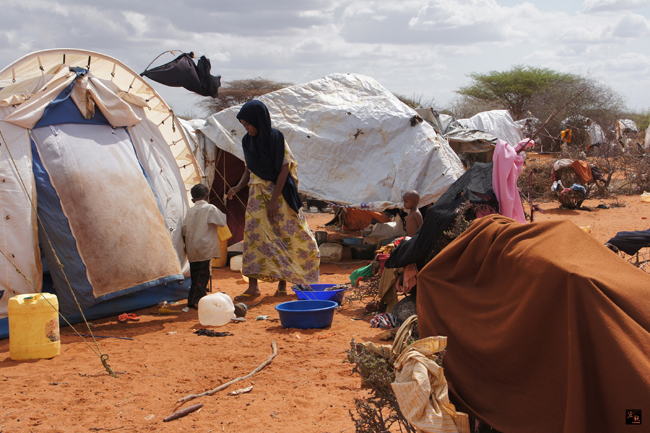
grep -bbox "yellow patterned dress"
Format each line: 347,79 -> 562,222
241,143 -> 320,284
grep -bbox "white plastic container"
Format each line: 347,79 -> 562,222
230,255 -> 243,272
319,242 -> 342,263
198,293 -> 235,326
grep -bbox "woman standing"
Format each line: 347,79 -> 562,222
227,100 -> 319,299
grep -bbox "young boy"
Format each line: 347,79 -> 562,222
403,190 -> 423,237
183,184 -> 227,308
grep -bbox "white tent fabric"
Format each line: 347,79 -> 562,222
0,49 -> 197,319
178,118 -> 217,188
586,122 -> 606,145
200,73 -> 464,210
458,110 -> 523,148
0,106 -> 42,314
30,123 -> 181,297
0,49 -> 202,192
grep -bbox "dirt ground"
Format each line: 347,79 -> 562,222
1,197 -> 650,433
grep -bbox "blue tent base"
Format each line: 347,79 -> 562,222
0,277 -> 191,340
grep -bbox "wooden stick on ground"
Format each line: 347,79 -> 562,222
178,340 -> 278,403
163,403 -> 203,422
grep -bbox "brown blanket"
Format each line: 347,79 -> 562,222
417,214 -> 650,432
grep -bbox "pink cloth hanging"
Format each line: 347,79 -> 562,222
492,139 -> 534,224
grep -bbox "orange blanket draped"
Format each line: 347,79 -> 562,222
343,208 -> 392,231
417,214 -> 650,433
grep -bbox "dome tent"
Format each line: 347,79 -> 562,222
0,49 -> 203,339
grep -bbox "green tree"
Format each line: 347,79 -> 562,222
200,77 -> 292,114
456,65 -> 579,120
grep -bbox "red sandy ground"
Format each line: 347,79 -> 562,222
1,197 -> 650,432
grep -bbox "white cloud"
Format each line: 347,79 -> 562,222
583,0 -> 650,12
0,0 -> 649,113
609,13 -> 650,38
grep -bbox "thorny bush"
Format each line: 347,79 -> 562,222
346,339 -> 416,433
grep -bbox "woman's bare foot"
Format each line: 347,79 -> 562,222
274,280 -> 287,296
235,278 -> 261,301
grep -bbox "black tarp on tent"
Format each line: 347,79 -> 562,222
385,162 -> 497,270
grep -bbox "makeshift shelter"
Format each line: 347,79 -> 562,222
0,49 -> 203,339
416,107 -> 496,167
615,118 -> 640,149
199,73 -> 465,212
457,110 -> 523,149
417,215 -> 650,432
385,162 -> 497,270
178,118 -> 246,246
559,116 -> 607,151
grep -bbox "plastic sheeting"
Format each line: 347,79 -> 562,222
458,110 -> 523,148
0,49 -> 202,194
0,49 -> 195,326
0,107 -> 41,319
200,73 -> 464,210
417,108 -> 496,161
31,123 -> 182,298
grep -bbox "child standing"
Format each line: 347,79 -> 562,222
403,190 -> 423,237
183,184 -> 227,308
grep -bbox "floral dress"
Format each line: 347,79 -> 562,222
241,143 -> 320,284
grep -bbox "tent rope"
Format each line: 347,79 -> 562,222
0,246 -> 118,377
0,131 -> 118,378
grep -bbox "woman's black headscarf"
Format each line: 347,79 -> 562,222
236,100 -> 302,213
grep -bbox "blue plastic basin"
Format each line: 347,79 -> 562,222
275,300 -> 338,329
292,284 -> 346,305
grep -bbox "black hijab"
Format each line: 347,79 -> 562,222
236,100 -> 302,213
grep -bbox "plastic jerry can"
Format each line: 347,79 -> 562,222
211,238 -> 229,268
230,254 -> 243,272
9,293 -> 60,361
198,292 -> 235,326
319,243 -> 342,263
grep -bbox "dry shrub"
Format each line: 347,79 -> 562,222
346,339 -> 416,433
424,201 -> 475,264
612,148 -> 650,195
518,159 -> 555,202
609,196 -> 627,208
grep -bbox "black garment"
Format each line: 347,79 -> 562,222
385,162 -> 497,270
188,260 -> 211,307
141,53 -> 221,97
236,100 -> 302,213
607,228 -> 650,255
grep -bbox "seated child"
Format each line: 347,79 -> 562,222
403,190 -> 423,237
183,184 -> 227,308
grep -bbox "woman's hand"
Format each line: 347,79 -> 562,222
226,187 -> 237,200
266,200 -> 279,220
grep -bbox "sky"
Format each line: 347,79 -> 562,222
2,0 -> 650,117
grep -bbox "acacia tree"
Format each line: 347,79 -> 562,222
529,75 -> 625,150
456,65 -> 580,120
200,77 -> 292,114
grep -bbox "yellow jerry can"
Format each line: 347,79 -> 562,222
8,293 -> 60,361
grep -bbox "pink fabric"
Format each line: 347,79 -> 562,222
492,139 -> 532,224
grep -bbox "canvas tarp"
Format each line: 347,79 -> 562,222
199,73 -> 465,211
416,108 -> 496,158
417,214 -> 650,432
0,49 -> 197,335
457,110 -> 523,148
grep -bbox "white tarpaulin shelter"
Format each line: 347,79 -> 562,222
199,73 -> 464,211
458,110 -> 523,148
0,49 -> 201,338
